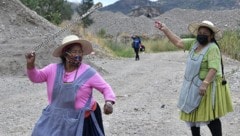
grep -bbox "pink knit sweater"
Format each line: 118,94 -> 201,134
27,63 -> 116,109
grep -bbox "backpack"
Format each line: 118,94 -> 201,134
132,38 -> 140,48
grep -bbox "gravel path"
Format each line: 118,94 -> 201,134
0,51 -> 239,136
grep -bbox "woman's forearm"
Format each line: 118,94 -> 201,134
203,68 -> 217,84
162,28 -> 184,49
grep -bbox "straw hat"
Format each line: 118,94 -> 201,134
188,20 -> 222,40
52,35 -> 93,57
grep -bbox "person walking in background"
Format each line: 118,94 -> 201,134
131,35 -> 141,61
25,35 -> 116,136
155,20 -> 233,136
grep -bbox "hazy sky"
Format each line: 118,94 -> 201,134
67,0 -> 158,7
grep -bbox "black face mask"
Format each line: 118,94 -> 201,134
197,35 -> 209,45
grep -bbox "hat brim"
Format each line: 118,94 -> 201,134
188,22 -> 222,40
52,39 -> 93,57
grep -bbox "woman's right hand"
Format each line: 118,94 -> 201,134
25,51 -> 35,69
154,20 -> 167,31
103,101 -> 113,115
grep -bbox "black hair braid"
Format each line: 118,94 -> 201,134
211,38 -> 227,85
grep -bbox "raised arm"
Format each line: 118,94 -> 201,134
25,51 -> 49,83
155,21 -> 184,49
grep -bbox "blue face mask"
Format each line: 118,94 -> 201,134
66,52 -> 82,66
74,56 -> 81,61
197,35 -> 209,45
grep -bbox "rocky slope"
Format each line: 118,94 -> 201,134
0,0 -> 105,76
87,8 -> 240,38
0,0 -> 61,76
101,0 -> 240,15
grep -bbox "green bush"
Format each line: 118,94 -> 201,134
20,0 -> 73,25
76,0 -> 94,28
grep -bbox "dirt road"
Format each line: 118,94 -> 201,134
0,51 -> 239,136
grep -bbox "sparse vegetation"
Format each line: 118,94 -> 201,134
90,34 -> 178,58
97,28 -> 107,38
103,40 -> 134,58
219,30 -> 240,61
143,38 -> 179,53
96,30 -> 240,60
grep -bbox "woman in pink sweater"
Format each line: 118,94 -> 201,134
25,35 -> 116,136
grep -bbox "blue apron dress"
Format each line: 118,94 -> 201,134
32,64 -> 104,136
178,43 -> 214,114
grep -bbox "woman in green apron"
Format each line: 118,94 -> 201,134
155,20 -> 233,136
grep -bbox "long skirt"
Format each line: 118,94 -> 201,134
83,103 -> 105,136
180,76 -> 233,122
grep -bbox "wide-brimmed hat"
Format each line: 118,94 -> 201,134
52,35 -> 93,57
188,20 -> 222,40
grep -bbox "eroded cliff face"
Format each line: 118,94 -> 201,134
0,0 -> 60,76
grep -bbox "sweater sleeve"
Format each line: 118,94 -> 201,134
27,64 -> 55,83
89,72 -> 116,103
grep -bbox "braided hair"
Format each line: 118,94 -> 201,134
211,38 -> 227,85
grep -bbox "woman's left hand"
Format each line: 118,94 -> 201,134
104,101 -> 113,115
199,82 -> 208,96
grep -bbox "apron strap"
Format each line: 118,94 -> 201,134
90,112 -> 105,136
74,67 -> 96,90
55,63 -> 64,85
74,67 -> 96,108
75,93 -> 93,136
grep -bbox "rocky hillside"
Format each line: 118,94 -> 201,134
87,8 -> 240,39
0,0 -> 62,76
0,0 -> 106,76
156,0 -> 240,12
128,6 -> 161,17
100,0 -> 155,14
101,0 -> 240,17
